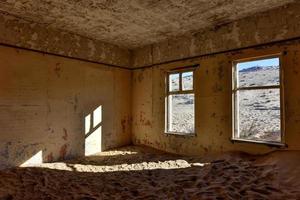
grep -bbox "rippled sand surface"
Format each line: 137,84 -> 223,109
0,146 -> 299,199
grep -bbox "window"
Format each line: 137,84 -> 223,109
232,56 -> 283,144
166,69 -> 195,135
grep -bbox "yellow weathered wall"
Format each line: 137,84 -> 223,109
132,39 -> 300,155
0,45 -> 131,169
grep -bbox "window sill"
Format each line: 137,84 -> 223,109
231,138 -> 286,147
165,132 -> 196,137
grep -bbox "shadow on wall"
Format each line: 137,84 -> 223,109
19,105 -> 103,167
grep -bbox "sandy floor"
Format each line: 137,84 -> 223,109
0,146 -> 299,200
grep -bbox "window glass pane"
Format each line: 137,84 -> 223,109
235,89 -> 281,142
169,73 -> 179,92
237,57 -> 280,87
182,71 -> 193,90
168,94 -> 194,134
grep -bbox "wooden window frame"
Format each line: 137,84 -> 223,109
232,54 -> 285,146
165,67 -> 196,135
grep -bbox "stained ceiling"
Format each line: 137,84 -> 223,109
0,0 -> 295,49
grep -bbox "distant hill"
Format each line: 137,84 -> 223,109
239,65 -> 279,72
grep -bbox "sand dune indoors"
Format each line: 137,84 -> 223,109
0,146 -> 299,199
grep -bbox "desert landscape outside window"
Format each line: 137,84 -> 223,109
232,56 -> 283,144
166,69 -> 195,135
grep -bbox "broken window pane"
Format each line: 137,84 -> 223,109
182,71 -> 193,90
237,58 -> 280,88
236,89 -> 281,142
168,94 -> 194,134
169,73 -> 179,92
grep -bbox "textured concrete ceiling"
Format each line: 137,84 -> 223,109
0,0 -> 295,49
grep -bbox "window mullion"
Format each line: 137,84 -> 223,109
236,85 -> 280,91
179,72 -> 182,91
168,91 -> 193,95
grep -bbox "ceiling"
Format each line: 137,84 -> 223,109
0,0 -> 295,49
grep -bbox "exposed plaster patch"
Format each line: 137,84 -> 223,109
230,23 -> 242,47
254,31 -> 261,43
88,40 -> 96,57
190,37 -> 197,56
275,28 -> 289,41
31,32 -> 38,41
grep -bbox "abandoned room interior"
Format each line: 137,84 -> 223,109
0,0 -> 300,199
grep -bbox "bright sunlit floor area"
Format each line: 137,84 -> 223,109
0,145 -> 299,200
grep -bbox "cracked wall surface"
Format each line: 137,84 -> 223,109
132,2 -> 300,68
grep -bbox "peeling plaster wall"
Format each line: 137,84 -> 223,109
132,2 -> 300,68
0,0 -> 293,49
0,12 -> 131,68
0,45 -> 131,169
132,39 -> 300,155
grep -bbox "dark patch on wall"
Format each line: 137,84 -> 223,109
62,128 -> 68,141
121,118 -> 126,133
46,152 -> 54,162
59,144 -> 68,160
139,111 -> 146,124
46,127 -> 55,134
212,83 -> 223,93
73,95 -> 78,112
142,139 -> 153,147
138,71 -> 144,82
0,142 -> 11,159
144,120 -> 152,127
217,63 -> 225,79
228,50 -> 243,56
54,63 -> 61,78
139,111 -> 152,127
20,104 -> 40,107
211,113 -> 216,118
46,100 -> 51,114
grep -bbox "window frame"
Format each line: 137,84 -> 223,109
232,54 -> 285,146
165,66 -> 196,136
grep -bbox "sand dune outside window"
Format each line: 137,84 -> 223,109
166,69 -> 195,135
232,56 -> 283,144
